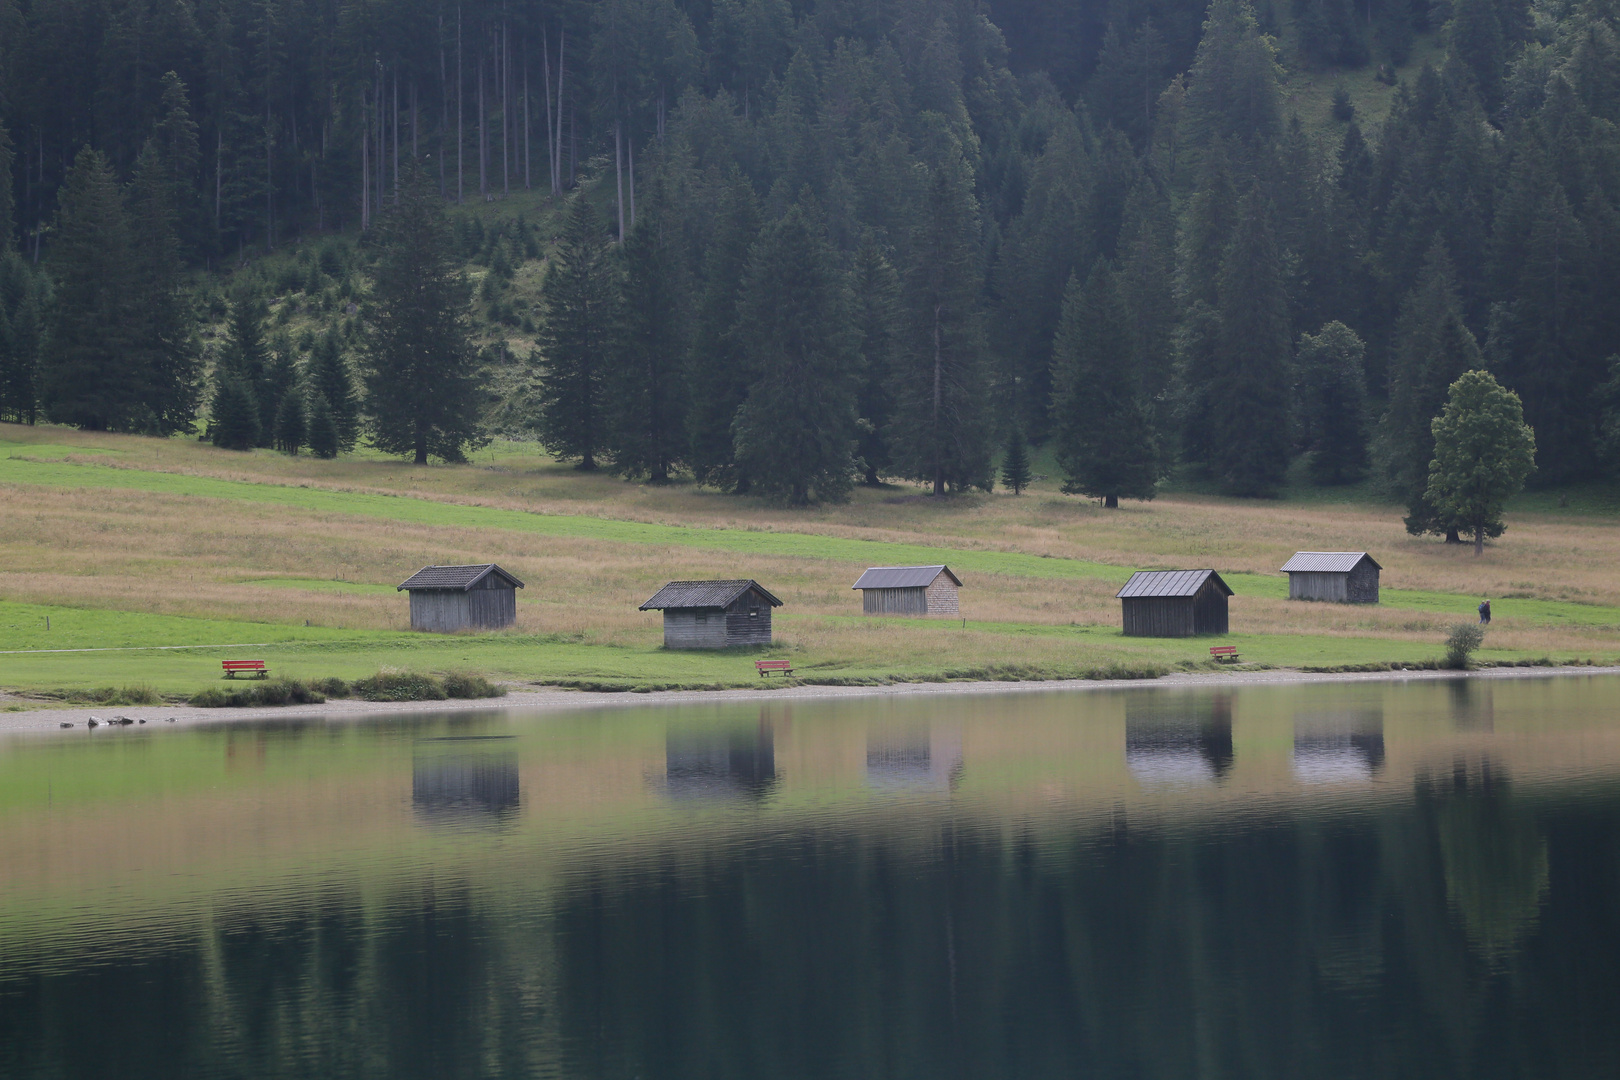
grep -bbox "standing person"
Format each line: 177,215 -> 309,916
1478,598 -> 1492,625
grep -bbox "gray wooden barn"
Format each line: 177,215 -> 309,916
1280,552 -> 1381,603
851,565 -> 962,616
1116,569 -> 1232,637
640,580 -> 782,649
397,563 -> 524,632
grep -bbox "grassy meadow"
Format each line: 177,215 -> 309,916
3,422 -> 1619,702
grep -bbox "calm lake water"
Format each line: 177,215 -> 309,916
3,675 -> 1619,1079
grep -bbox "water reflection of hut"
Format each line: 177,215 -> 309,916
665,721 -> 777,801
412,740 -> 521,828
1125,695 -> 1234,785
865,724 -> 964,792
1293,711 -> 1386,783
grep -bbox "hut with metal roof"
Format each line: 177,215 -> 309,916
397,564 -> 525,632
1280,552 -> 1381,603
1115,569 -> 1232,637
850,565 -> 962,617
639,580 -> 783,649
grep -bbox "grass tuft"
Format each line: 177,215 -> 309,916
190,679 -> 329,707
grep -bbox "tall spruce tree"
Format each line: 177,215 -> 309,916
1000,426 -> 1032,495
125,141 -> 201,435
609,193 -> 689,482
731,204 -> 860,505
1297,321 -> 1369,485
889,157 -> 994,495
40,147 -> 138,431
1208,185 -> 1293,495
1050,262 -> 1161,506
0,251 -> 43,423
363,167 -> 484,464
306,392 -> 339,459
853,240 -> 902,486
215,287 -> 272,443
1380,238 -> 1483,538
0,119 -> 14,252
274,386 -> 306,454
307,328 -> 358,452
537,196 -> 618,470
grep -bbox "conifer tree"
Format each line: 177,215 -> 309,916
1297,321 -> 1368,485
537,196 -> 618,470
126,141 -> 201,435
608,194 -> 688,482
363,166 -> 485,464
731,204 -> 860,505
889,157 -> 994,495
1380,238 -> 1483,538
0,252 -> 43,423
0,119 -> 14,252
40,147 -> 137,431
1179,0 -> 1283,164
1208,185 -> 1293,495
853,241 -> 901,486
306,392 -> 339,459
216,286 -> 272,443
209,378 -> 261,450
1051,262 -> 1161,506
307,328 -> 358,452
1000,426 -> 1032,495
274,387 -> 305,454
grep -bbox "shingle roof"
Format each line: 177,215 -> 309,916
397,564 -> 525,591
1115,569 -> 1233,599
639,580 -> 784,610
1279,551 -> 1381,574
850,565 -> 962,590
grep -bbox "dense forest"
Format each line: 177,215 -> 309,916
0,0 -> 1616,515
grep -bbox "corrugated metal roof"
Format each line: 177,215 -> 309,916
850,565 -> 962,590
1115,569 -> 1232,599
1279,552 -> 1380,574
639,580 -> 784,610
397,564 -> 525,591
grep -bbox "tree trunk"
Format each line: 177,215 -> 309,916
523,48 -> 530,189
457,5 -> 464,203
1104,494 -> 1118,508
1474,526 -> 1484,556
414,437 -> 428,465
440,15 -> 448,196
628,136 -> 635,228
542,26 -> 554,194
932,303 -> 944,496
556,29 -> 566,192
477,54 -> 486,197
1446,528 -> 1462,544
614,119 -> 624,241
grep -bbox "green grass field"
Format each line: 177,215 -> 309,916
3,425 -> 1618,703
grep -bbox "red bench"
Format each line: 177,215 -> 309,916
222,659 -> 269,679
1209,646 -> 1240,664
755,659 -> 794,678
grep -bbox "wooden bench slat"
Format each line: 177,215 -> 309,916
222,660 -> 269,679
755,659 -> 793,677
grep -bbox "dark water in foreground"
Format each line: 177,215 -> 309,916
2,675 -> 1620,1079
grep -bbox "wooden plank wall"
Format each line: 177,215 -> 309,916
862,587 -> 928,615
663,611 -> 732,649
1121,597 -> 1195,637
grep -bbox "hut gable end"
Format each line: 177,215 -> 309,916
1280,552 -> 1380,603
396,563 -> 523,632
640,580 -> 782,649
1116,570 -> 1231,637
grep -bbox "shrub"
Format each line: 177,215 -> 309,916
1331,85 -> 1355,122
190,679 -> 328,707
1445,623 -> 1486,669
351,670 -> 448,702
61,685 -> 163,706
441,672 -> 507,698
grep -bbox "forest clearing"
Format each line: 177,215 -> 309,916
4,422 -> 1618,701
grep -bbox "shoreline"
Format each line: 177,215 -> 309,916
3,664 -> 1617,735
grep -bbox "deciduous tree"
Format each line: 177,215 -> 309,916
1425,370 -> 1536,554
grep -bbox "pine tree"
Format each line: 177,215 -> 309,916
1208,185 -> 1293,495
216,287 -> 272,443
731,204 -> 860,505
209,377 -> 261,450
274,387 -> 305,454
1000,426 -> 1032,495
853,241 -> 901,486
306,392 -> 340,459
608,193 -> 688,482
40,147 -> 138,431
0,251 -> 43,423
1051,263 -> 1161,506
1297,321 -> 1368,485
363,166 -> 485,465
889,157 -> 994,495
307,328 -> 358,452
0,119 -> 14,253
536,196 -> 617,470
1179,0 -> 1283,165
1380,238 -> 1483,538
126,140 -> 201,435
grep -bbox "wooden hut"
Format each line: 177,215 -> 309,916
1116,569 -> 1232,637
1280,552 -> 1381,603
640,580 -> 783,649
397,564 -> 524,632
850,565 -> 963,617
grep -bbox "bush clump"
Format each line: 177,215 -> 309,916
61,685 -> 163,706
441,672 -> 507,699
1445,623 -> 1486,669
350,670 -> 448,702
190,679 -> 329,708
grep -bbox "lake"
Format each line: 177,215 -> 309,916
2,674 -> 1619,1079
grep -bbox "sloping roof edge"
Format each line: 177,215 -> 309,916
850,565 -> 963,590
397,563 -> 527,591
1278,551 -> 1381,574
639,579 -> 785,610
1114,569 -> 1233,599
